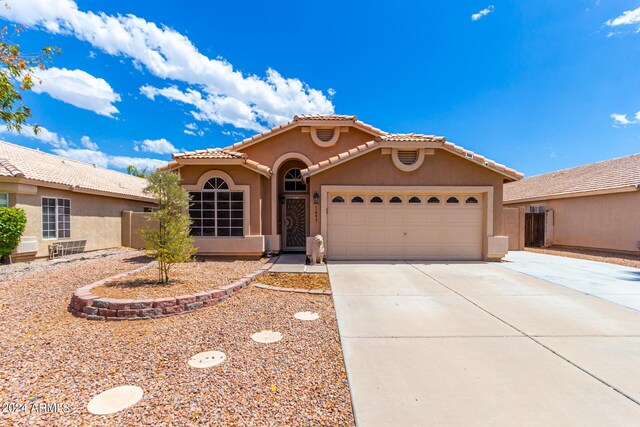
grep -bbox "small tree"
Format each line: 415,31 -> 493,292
0,207 -> 27,261
142,170 -> 196,284
127,164 -> 148,177
0,25 -> 60,132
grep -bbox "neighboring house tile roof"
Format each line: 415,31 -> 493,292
504,153 -> 640,202
224,114 -> 386,152
0,141 -> 153,201
300,134 -> 523,181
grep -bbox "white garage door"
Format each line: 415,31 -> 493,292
327,192 -> 483,260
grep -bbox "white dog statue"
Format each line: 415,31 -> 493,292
310,234 -> 325,265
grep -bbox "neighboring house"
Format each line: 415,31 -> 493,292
0,141 -> 155,260
504,153 -> 640,253
163,114 -> 522,260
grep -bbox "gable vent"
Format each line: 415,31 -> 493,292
397,150 -> 419,166
316,128 -> 335,142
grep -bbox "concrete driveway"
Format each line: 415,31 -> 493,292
329,259 -> 640,426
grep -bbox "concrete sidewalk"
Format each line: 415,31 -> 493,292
329,260 -> 640,426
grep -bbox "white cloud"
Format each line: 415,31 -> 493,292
611,113 -> 633,125
472,5 -> 495,21
185,122 -> 197,130
108,155 -> 167,171
1,0 -> 334,130
52,148 -> 166,171
88,50 -> 96,59
140,85 -> 266,132
134,138 -> 177,154
0,124 -> 69,148
606,7 -> 640,27
80,135 -> 99,150
52,148 -> 109,167
31,67 -> 121,117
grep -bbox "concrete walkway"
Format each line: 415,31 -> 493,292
269,253 -> 327,273
329,260 -> 640,426
501,251 -> 640,311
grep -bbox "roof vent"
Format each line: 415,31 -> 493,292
316,128 -> 335,142
466,152 -> 474,159
397,150 -> 419,166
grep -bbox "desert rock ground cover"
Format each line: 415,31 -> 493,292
91,257 -> 268,299
257,273 -> 331,291
0,250 -> 354,426
526,246 -> 640,269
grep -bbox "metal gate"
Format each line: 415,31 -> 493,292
525,213 -> 545,247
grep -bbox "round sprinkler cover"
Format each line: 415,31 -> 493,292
188,350 -> 227,369
294,311 -> 320,321
87,385 -> 144,415
251,330 -> 283,343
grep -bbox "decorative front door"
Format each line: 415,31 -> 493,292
283,197 -> 307,251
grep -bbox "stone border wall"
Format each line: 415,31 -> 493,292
68,257 -> 278,321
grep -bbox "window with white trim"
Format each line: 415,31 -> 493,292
0,193 -> 8,207
189,177 -> 244,237
284,168 -> 306,192
42,197 -> 70,239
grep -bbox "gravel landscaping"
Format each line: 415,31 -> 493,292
257,273 -> 331,291
0,250 -> 354,426
526,246 -> 640,269
91,257 -> 268,299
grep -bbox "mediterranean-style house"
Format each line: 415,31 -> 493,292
504,153 -> 640,253
164,114 -> 523,260
0,141 -> 155,260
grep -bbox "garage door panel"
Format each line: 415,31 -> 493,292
327,192 -> 483,260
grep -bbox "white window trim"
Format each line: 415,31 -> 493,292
41,196 -> 71,240
0,192 -> 8,208
184,170 -> 250,237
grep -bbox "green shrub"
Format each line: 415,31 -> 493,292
0,207 -> 27,261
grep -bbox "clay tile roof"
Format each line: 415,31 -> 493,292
504,153 -> 640,202
300,134 -> 523,181
170,147 -> 272,176
293,114 -> 357,121
172,148 -> 247,160
225,114 -> 387,151
379,133 -> 446,143
0,141 -> 153,201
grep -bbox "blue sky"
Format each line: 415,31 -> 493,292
1,1 -> 640,176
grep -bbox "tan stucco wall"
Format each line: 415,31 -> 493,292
239,127 -> 378,167
507,191 -> 640,253
503,206 -> 525,250
308,149 -> 505,238
13,187 -> 152,257
122,211 -> 158,249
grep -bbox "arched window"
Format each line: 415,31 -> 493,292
390,196 -> 403,203
409,196 -> 421,204
370,196 -> 383,203
284,168 -> 306,192
427,197 -> 440,204
446,197 -> 459,204
189,177 -> 244,237
351,196 -> 364,203
465,197 -> 478,204
332,196 -> 345,203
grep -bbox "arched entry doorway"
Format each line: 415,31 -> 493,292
278,160 -> 309,251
